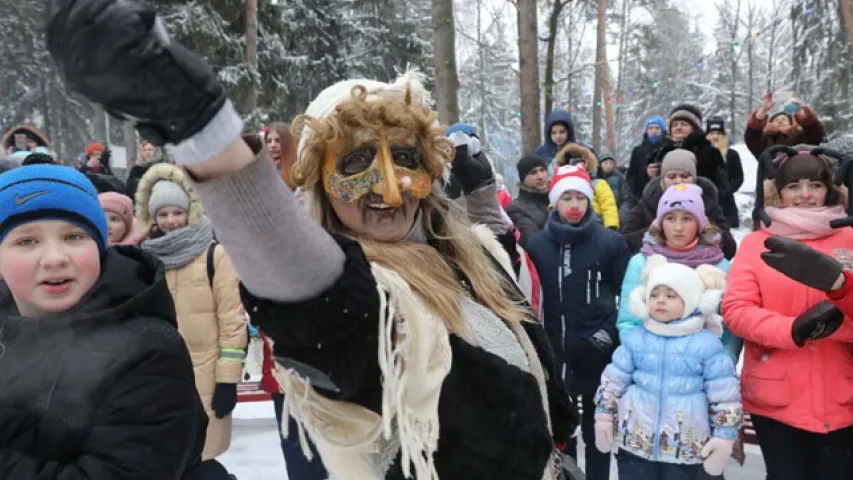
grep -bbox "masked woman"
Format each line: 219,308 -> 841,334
46,3 -> 578,479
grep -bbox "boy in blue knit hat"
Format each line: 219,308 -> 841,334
0,165 -> 207,478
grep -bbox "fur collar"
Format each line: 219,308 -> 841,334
628,283 -> 724,337
134,163 -> 204,233
555,143 -> 597,172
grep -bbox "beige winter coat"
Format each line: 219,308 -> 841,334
136,164 -> 248,460
167,245 -> 246,460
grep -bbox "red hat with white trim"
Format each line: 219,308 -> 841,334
549,165 -> 594,206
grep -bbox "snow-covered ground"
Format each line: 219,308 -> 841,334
220,401 -> 767,480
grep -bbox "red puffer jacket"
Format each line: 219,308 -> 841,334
722,228 -> 853,433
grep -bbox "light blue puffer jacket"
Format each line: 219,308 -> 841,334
595,313 -> 742,465
616,252 -> 744,362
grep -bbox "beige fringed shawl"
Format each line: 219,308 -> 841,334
272,226 -> 555,480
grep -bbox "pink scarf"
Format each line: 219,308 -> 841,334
765,206 -> 847,240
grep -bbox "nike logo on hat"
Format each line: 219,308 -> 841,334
15,191 -> 50,205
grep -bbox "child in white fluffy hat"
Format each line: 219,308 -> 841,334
593,256 -> 742,478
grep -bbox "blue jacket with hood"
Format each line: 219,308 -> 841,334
527,209 -> 631,394
594,270 -> 742,465
534,110 -> 576,162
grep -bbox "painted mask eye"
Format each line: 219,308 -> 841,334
338,146 -> 377,176
390,146 -> 419,169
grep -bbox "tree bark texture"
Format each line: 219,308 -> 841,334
244,0 -> 259,114
432,0 -> 460,125
544,1 -> 569,117
517,0 -> 542,153
592,0 -> 607,152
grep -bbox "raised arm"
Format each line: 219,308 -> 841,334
46,0 -> 344,303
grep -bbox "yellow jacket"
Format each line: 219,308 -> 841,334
555,143 -> 620,228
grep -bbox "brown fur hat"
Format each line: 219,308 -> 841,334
556,143 -> 597,172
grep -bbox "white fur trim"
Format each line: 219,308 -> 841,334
549,176 -> 594,206
643,315 -> 706,337
696,264 -> 727,290
641,254 -> 669,283
628,286 -> 650,321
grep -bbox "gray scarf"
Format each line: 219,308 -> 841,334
142,215 -> 215,269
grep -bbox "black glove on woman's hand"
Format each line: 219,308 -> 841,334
761,237 -> 843,292
47,0 -> 226,146
449,141 -> 494,194
791,300 -> 845,347
211,383 -> 238,419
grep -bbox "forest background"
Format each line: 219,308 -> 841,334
2,0 -> 852,186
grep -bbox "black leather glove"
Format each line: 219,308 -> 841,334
449,144 -> 495,195
47,0 -> 226,146
211,383 -> 238,419
761,237 -> 843,292
791,300 -> 845,347
571,329 -> 614,377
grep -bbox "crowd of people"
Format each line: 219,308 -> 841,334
1,2 -> 852,480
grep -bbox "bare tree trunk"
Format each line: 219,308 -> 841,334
517,0 -> 542,153
244,0 -> 259,114
476,0 -> 488,146
767,8 -> 777,92
92,103 -> 109,144
615,0 -> 631,132
603,56 -> 617,154
432,0 -> 460,124
566,11 -> 574,107
728,0 -> 742,136
123,122 -> 138,169
842,0 -> 853,46
592,0 -> 607,152
544,1 -> 569,117
746,5 -> 755,115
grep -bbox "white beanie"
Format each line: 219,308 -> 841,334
646,262 -> 705,318
148,180 -> 190,217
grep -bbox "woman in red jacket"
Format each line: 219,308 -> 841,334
722,147 -> 853,480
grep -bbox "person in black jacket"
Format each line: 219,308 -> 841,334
527,165 -> 631,480
622,149 -> 737,259
506,154 -> 551,248
126,140 -> 168,201
706,116 -> 744,228
0,164 -> 206,479
626,115 -> 667,199
653,104 -> 732,207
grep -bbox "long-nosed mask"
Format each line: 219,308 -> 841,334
322,132 -> 433,207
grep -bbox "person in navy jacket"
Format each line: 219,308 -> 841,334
528,165 -> 631,480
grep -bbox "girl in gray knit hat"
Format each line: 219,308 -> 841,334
135,163 -> 248,480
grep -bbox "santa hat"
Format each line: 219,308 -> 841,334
549,165 -> 594,206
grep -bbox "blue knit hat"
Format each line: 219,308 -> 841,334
445,122 -> 478,138
0,165 -> 108,253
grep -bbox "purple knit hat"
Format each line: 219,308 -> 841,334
657,183 -> 706,231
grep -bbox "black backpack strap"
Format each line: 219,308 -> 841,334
206,242 -> 218,289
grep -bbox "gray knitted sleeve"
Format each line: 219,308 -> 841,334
190,153 -> 345,303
